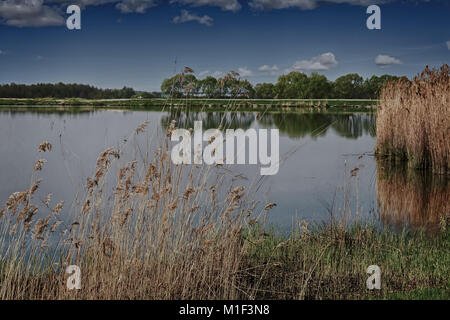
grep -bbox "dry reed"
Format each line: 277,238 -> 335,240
0,119 -> 270,299
376,64 -> 449,174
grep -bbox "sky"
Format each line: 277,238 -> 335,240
0,0 -> 449,91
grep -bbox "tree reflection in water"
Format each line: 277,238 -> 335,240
161,110 -> 376,140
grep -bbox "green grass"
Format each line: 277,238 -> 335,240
241,223 -> 449,300
383,288 -> 450,300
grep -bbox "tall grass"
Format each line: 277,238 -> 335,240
376,64 -> 449,174
0,119 -> 269,299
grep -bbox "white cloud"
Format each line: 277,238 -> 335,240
290,52 -> 338,72
198,70 -> 210,78
171,0 -> 241,12
115,0 -> 157,13
0,0 -> 155,27
0,50 -> 3,55
212,71 -> 224,77
173,9 -> 213,26
259,64 -> 279,72
238,67 -> 253,77
249,0 -> 388,10
0,0 -> 64,27
55,1 -> 158,13
375,54 -> 402,66
446,41 -> 450,50
258,64 -> 279,76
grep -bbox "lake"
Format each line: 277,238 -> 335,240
0,107 -> 446,231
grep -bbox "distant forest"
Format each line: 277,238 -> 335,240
0,71 -> 405,100
0,83 -> 160,99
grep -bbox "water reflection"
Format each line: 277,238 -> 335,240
1,108 -> 376,140
377,162 -> 449,232
160,110 -> 376,140
161,110 -> 255,130
0,107 -> 446,232
258,113 -> 376,139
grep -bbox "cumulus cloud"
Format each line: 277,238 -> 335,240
0,0 -> 65,27
238,67 -> 253,77
51,0 -> 117,7
375,54 -> 402,66
249,0 -> 388,10
171,0 -> 241,12
446,41 -> 450,50
0,0 -> 238,26
198,70 -> 210,78
173,9 -> 213,26
52,0 -> 158,13
290,52 -> 338,72
115,0 -> 157,13
212,71 -> 224,77
259,65 -> 279,72
0,50 -> 3,54
258,64 -> 279,76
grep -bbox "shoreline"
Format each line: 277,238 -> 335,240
0,98 -> 378,114
0,98 -> 378,109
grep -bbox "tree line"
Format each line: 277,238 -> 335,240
0,82 -> 159,99
0,71 -> 404,100
161,70 -> 405,99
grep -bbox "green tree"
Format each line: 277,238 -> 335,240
200,76 -> 218,98
274,72 -> 309,99
333,73 -> 364,99
161,74 -> 198,98
305,73 -> 332,99
363,74 -> 402,99
235,80 -> 255,98
255,83 -> 275,99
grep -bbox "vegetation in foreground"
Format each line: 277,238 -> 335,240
0,120 -> 447,300
376,64 -> 449,175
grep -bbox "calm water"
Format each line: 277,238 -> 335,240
0,107 -> 446,231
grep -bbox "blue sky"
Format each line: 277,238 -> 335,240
0,0 -> 449,91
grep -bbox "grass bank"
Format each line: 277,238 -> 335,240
243,223 -> 449,300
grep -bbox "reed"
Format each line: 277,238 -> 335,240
376,64 -> 449,174
0,120 -> 265,299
